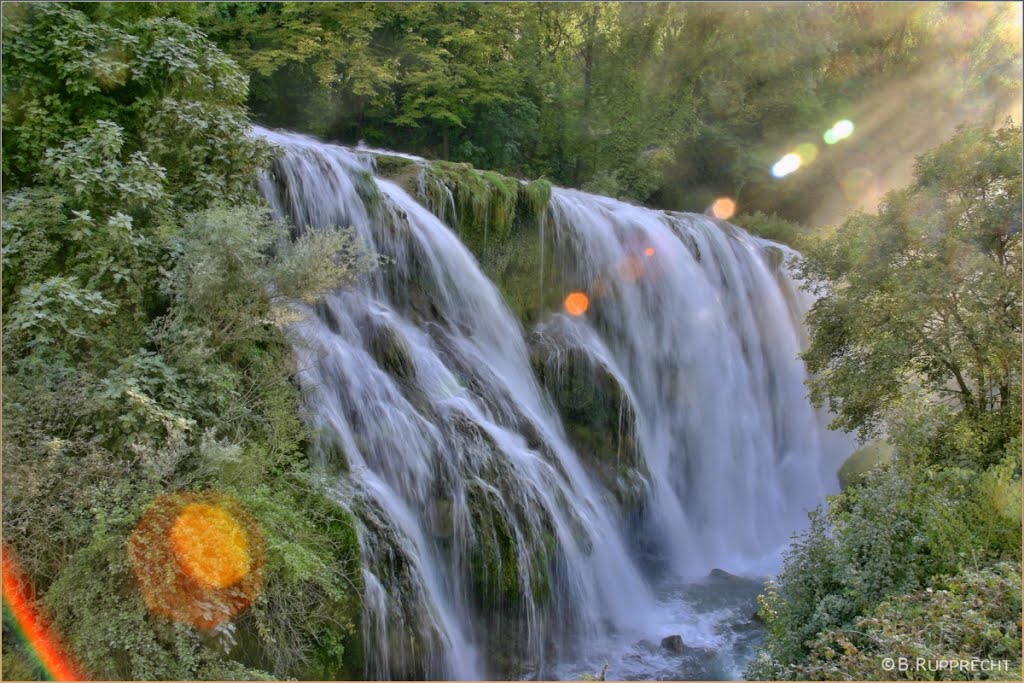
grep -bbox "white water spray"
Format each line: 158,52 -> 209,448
255,127 -> 850,680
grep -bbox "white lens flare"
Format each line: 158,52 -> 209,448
771,153 -> 802,178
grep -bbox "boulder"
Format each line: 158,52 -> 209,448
637,639 -> 659,653
708,567 -> 741,581
661,634 -> 687,654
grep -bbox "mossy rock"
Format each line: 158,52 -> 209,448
521,179 -> 552,220
466,485 -> 554,609
352,167 -> 382,213
353,497 -> 449,679
763,245 -> 786,271
530,327 -> 649,511
838,440 -> 894,489
315,424 -> 352,476
372,154 -> 418,178
410,159 -> 552,250
364,321 -> 416,381
395,159 -> 559,325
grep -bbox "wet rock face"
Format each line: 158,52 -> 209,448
424,497 -> 455,539
529,323 -> 650,514
708,567 -> 741,581
661,634 -> 687,653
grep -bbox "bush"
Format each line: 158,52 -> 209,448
735,211 -> 815,250
748,455 -> 1022,680
799,562 -> 1021,681
3,5 -> 377,680
2,3 -> 269,207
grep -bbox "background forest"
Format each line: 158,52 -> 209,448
1,2 -> 1022,681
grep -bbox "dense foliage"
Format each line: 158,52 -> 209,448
746,124 -> 1023,680
800,122 -> 1021,460
2,4 -> 371,679
197,2 -> 1021,221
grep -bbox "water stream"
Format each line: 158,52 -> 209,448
256,127 -> 851,680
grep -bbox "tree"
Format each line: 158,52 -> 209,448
195,2 -> 1021,221
798,121 -> 1021,465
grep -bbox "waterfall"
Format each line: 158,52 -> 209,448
542,191 -> 847,577
255,127 -> 850,680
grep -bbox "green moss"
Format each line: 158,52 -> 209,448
365,322 -> 416,381
764,245 -> 786,271
412,161 -> 550,248
466,486 -> 554,609
372,154 -> 417,178
521,178 -> 552,220
478,230 -> 559,324
467,488 -> 522,606
400,160 -> 559,323
352,168 -> 382,216
532,343 -> 649,512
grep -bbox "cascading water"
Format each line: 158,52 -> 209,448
255,127 -> 851,680
542,191 -> 847,576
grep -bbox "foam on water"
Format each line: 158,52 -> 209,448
256,127 -> 851,679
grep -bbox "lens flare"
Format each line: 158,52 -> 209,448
563,291 -> 590,316
795,143 -> 819,164
617,255 -> 645,282
824,119 -> 854,144
771,153 -> 802,178
170,504 -> 251,589
644,246 -> 656,257
710,197 -> 737,219
129,492 -> 264,631
2,544 -> 84,681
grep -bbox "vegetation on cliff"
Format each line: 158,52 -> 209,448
746,122 -> 1022,681
2,5 -> 367,679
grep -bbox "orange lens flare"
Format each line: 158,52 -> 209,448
618,255 -> 645,282
170,504 -> 251,589
2,544 -> 83,681
644,247 -> 656,257
129,493 -> 264,631
711,197 -> 736,220
563,291 -> 590,316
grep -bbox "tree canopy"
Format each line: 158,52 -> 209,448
197,2 -> 1022,222
799,121 -> 1021,466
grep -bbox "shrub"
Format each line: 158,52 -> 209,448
799,562 -> 1022,681
748,455 -> 1022,680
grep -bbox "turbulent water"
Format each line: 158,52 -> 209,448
256,127 -> 851,681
